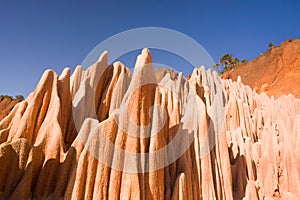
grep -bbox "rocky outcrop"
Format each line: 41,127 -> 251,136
0,49 -> 299,199
222,39 -> 300,98
0,97 -> 22,121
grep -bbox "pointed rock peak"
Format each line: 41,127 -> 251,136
135,48 -> 152,68
160,72 -> 171,84
131,48 -> 155,82
70,65 -> 83,91
84,51 -> 109,88
237,76 -> 242,83
39,69 -> 57,84
199,65 -> 206,71
178,72 -> 183,79
30,69 -> 57,99
43,69 -> 56,77
124,48 -> 157,100
74,65 -> 83,74
113,61 -> 125,68
59,68 -> 71,80
71,65 -> 83,81
98,50 -> 108,63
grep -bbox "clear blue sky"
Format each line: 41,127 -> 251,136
1,0 -> 299,97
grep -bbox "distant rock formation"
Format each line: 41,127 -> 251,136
154,67 -> 178,81
0,97 -> 22,121
222,39 -> 300,98
0,49 -> 299,199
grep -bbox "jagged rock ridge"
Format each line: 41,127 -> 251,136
0,49 -> 299,200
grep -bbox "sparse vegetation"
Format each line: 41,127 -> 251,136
268,42 -> 274,48
213,53 -> 247,73
15,95 -> 24,100
0,95 -> 13,99
0,95 -> 25,100
212,63 -> 220,70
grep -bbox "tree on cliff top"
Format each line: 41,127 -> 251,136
219,54 -> 240,71
213,53 -> 247,73
268,42 -> 274,48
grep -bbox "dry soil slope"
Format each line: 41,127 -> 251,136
222,39 -> 300,98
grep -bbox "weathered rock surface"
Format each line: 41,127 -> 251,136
0,97 -> 22,121
222,39 -> 300,98
0,49 -> 299,199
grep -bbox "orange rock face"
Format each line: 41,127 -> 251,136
222,39 -> 300,98
0,97 -> 22,121
0,49 -> 299,199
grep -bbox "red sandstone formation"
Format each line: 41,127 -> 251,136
222,39 -> 300,98
0,49 -> 299,199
